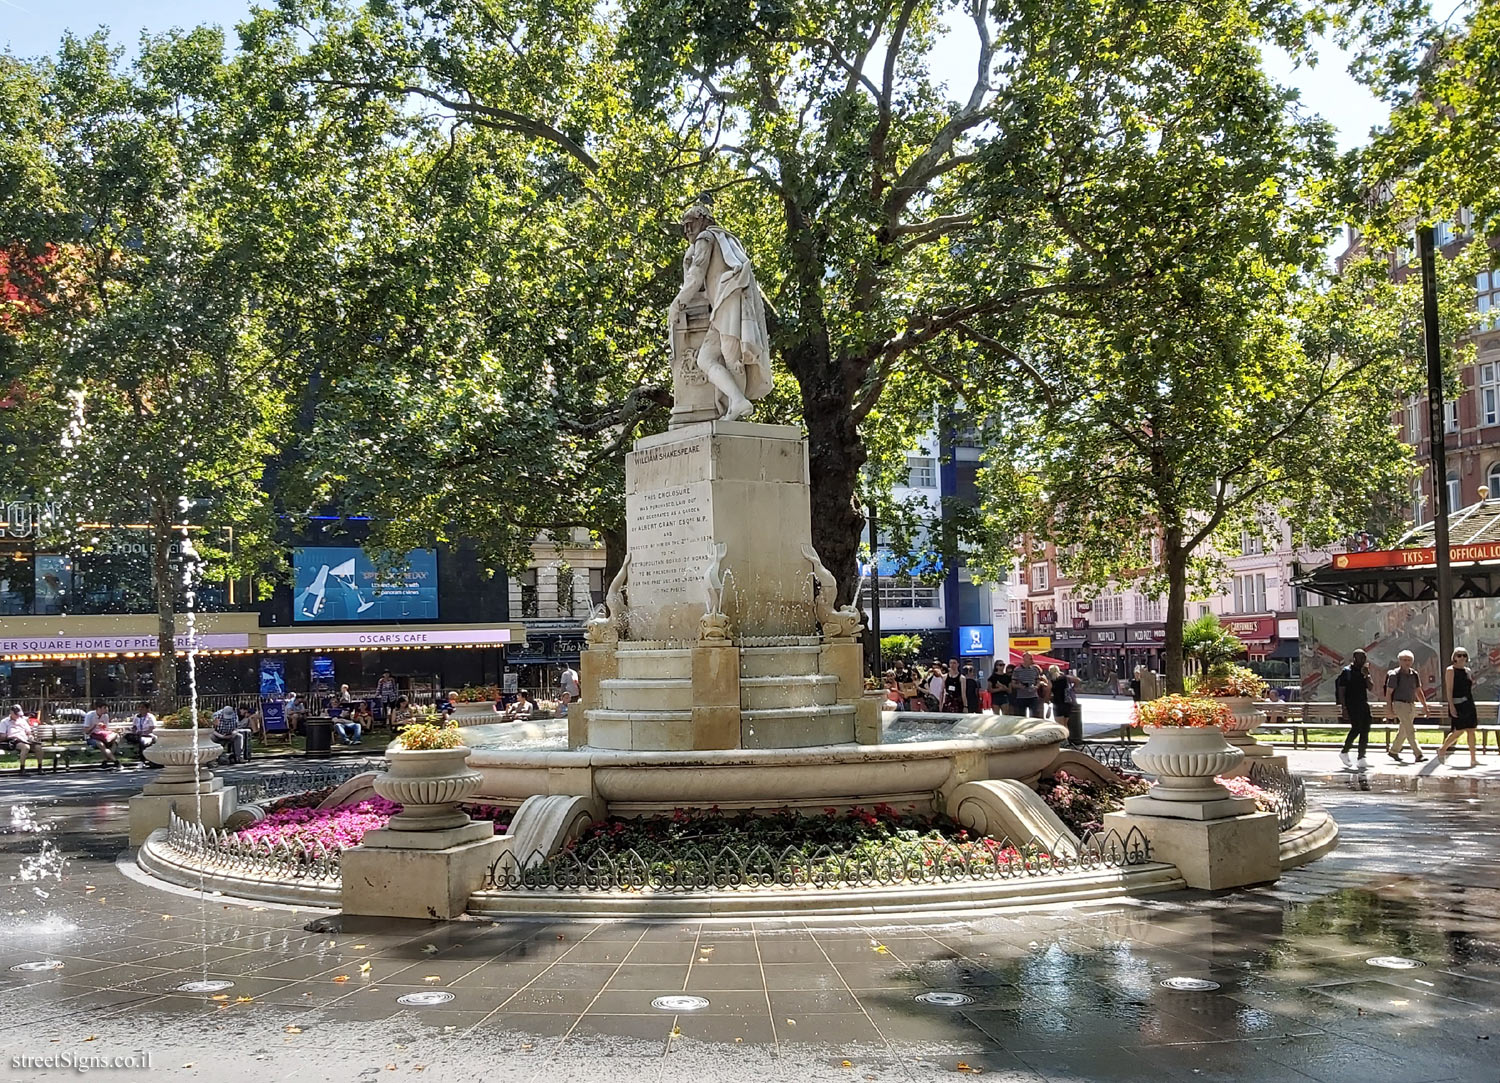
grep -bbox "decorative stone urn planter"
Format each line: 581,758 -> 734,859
1212,696 -> 1270,757
1131,726 -> 1244,804
143,728 -> 224,786
373,746 -> 483,832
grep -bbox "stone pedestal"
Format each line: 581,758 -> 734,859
576,646 -> 615,749
692,643 -> 740,750
341,835 -> 506,920
129,780 -> 238,846
855,691 -> 885,745
1105,810 -> 1279,890
623,421 -> 813,641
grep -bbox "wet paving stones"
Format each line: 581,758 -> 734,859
1,774 -> 1498,1080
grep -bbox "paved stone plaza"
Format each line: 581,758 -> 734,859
1,761 -> 1496,1083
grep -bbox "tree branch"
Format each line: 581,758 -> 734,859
309,78 -> 599,172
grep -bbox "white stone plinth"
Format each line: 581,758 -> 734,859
1122,793 -> 1257,821
360,821 -> 495,850
341,836 -> 507,920
129,785 -> 238,846
624,421 -> 814,640
1104,810 -> 1279,890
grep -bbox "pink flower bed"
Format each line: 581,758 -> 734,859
238,797 -> 401,851
235,799 -> 513,852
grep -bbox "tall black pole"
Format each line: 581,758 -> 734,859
868,503 -> 882,676
1418,224 -> 1455,674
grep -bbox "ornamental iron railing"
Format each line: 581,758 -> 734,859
163,810 -> 341,884
484,827 -> 1152,893
1246,759 -> 1307,832
1071,742 -> 1142,774
234,763 -> 379,805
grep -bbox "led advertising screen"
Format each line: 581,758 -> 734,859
292,547 -> 438,622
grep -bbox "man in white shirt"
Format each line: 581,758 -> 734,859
2,705 -> 36,773
124,701 -> 157,763
559,665 -> 580,717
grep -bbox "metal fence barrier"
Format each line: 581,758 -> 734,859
485,826 -> 1153,893
163,810 -> 341,884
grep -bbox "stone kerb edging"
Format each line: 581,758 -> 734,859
136,828 -> 341,908
466,862 -> 1188,920
1279,804 -> 1339,870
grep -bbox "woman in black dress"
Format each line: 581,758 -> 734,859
987,661 -> 1009,714
1437,647 -> 1481,767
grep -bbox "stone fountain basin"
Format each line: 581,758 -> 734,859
466,714 -> 1065,816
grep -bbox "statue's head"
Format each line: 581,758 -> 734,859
680,203 -> 716,239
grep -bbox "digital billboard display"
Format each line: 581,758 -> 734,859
292,547 -> 438,622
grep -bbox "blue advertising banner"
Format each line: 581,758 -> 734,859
259,659 -> 288,734
292,547 -> 438,622
958,625 -> 995,657
310,656 -> 335,690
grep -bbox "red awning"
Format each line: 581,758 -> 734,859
1009,649 -> 1070,670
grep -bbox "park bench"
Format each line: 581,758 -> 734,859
29,718 -> 135,772
1253,701 -> 1500,753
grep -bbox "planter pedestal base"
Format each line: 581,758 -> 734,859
1105,810 -> 1278,890
361,821 -> 495,851
342,835 -> 507,920
129,784 -> 238,846
1123,793 -> 1255,821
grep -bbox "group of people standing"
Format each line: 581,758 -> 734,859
885,651 -> 1082,742
1335,647 -> 1486,769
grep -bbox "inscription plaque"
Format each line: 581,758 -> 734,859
626,480 -> 714,603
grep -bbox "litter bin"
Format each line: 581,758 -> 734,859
303,717 -> 333,758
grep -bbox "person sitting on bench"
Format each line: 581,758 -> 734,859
210,704 -> 253,764
83,701 -> 120,768
124,702 -> 158,762
335,702 -> 369,745
2,705 -> 36,774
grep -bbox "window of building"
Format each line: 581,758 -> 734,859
1030,562 -> 1049,592
1488,463 -> 1500,497
1404,396 -> 1422,443
1240,532 -> 1262,556
905,455 -> 937,489
517,569 -> 539,618
877,578 -> 941,609
1448,471 -> 1462,511
1232,573 -> 1267,613
1093,594 -> 1123,623
588,567 -> 606,608
1133,595 -> 1163,623
1445,398 -> 1460,434
555,564 -> 575,618
1479,270 -> 1500,331
1480,363 -> 1500,428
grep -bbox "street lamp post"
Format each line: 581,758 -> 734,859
1418,224 -> 1455,672
867,503 -> 882,677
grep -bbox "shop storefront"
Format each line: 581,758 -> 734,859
1124,626 -> 1166,671
0,614 -> 526,714
506,624 -> 587,697
1224,616 -> 1277,660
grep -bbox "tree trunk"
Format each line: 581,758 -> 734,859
150,512 -> 178,717
798,360 -> 867,606
1163,528 -> 1188,694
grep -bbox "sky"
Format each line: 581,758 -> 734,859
1,0 -> 1390,153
